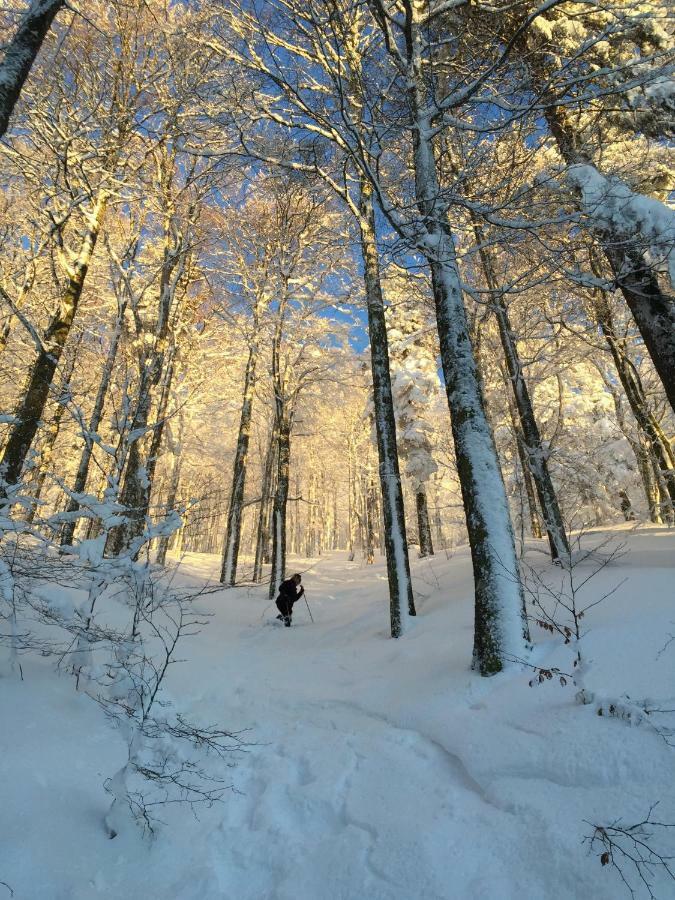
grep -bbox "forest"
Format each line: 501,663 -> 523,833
0,0 -> 674,898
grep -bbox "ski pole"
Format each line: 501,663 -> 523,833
303,592 -> 314,623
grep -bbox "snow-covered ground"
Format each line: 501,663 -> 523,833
3,524 -> 675,900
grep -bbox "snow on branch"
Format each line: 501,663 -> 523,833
566,164 -> 675,285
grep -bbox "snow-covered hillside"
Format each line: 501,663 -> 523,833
3,525 -> 675,900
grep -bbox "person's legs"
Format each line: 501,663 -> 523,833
276,597 -> 292,626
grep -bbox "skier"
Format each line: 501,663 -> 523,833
275,573 -> 304,627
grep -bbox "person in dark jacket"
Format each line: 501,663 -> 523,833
275,573 -> 303,627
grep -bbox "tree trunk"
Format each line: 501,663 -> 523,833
347,442 -> 355,560
220,338 -> 259,585
305,472 -> 316,557
24,343 -> 77,524
156,451 -> 182,567
502,369 -> 543,540
636,442 -> 664,524
365,473 -> 377,565
105,379 -> 153,557
493,296 -> 569,560
106,332 -> 179,558
653,459 -> 675,525
356,476 -> 367,560
433,487 -> 445,552
60,299 -> 126,546
415,488 -> 434,558
106,207 -> 185,557
538,97 -> 675,414
332,487 -> 339,550
604,245 -> 675,416
136,352 -> 176,529
405,56 -> 527,672
470,215 -> 568,560
291,472 -> 300,556
253,422 -> 277,583
593,291 -> 675,512
428,252 -> 528,671
516,427 -> 544,540
268,418 -> 291,601
104,357 -> 170,559
601,365 -> 667,525
358,179 -> 415,634
0,191 -> 106,497
0,267 -> 36,354
0,0 -> 65,138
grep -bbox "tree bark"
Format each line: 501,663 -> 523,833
332,486 -> 339,550
105,376 -> 154,557
268,418 -> 291,600
347,440 -> 356,560
156,451 -> 182,567
0,267 -> 36,354
106,208 -> 184,557
253,421 -> 277,583
593,291 -> 675,513
0,191 -> 106,497
433,487 -> 446,552
365,472 -> 377,566
493,296 -> 569,560
505,386 -> 544,541
60,298 -> 126,546
635,442 -> 663,524
537,95 -> 675,414
134,351 -> 176,530
114,331 -> 181,556
428,249 -> 528,671
358,179 -> 416,633
415,488 -> 434,557
400,31 -> 528,671
470,216 -> 568,560
24,339 -> 78,524
220,333 -> 260,585
0,0 -> 65,139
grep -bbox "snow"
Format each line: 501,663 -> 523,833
630,75 -> 675,111
566,164 -> 675,285
2,525 -> 675,899
387,300 -> 440,492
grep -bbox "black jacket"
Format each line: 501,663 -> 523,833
277,578 -> 302,607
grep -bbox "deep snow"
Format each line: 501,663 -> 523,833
2,524 -> 675,899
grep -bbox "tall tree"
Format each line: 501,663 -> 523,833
106,146 -> 196,557
0,1 -> 150,499
495,2 -> 675,412
209,0 -> 420,632
362,0 -> 529,671
0,0 -> 66,139
385,283 -> 439,558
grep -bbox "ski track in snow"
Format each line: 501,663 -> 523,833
3,525 -> 675,899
